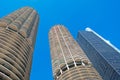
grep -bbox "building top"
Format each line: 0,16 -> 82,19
0,7 -> 39,47
85,27 -> 120,53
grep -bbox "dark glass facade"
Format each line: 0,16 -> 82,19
77,31 -> 120,80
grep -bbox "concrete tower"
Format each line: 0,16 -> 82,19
49,25 -> 102,80
0,7 -> 39,80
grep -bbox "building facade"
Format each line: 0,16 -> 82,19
0,7 -> 39,80
77,28 -> 120,80
49,25 -> 102,80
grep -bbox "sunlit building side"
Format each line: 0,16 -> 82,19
0,7 -> 39,80
49,25 -> 102,80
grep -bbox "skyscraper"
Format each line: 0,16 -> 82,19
49,25 -> 102,80
77,28 -> 120,80
0,7 -> 39,80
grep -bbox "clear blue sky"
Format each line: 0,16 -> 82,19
0,0 -> 120,80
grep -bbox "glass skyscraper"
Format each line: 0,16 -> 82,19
0,7 -> 39,80
49,25 -> 102,80
77,28 -> 120,80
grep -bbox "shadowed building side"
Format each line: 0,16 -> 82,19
0,7 -> 39,80
49,25 -> 102,80
77,28 -> 120,80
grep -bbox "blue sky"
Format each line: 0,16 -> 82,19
0,0 -> 120,80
